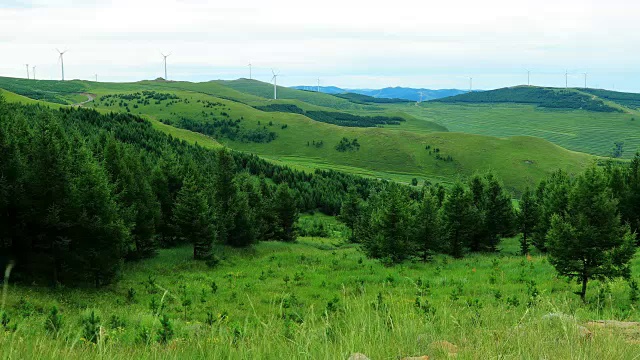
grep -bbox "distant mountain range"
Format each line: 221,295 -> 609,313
290,86 -> 469,101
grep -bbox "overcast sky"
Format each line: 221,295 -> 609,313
1,0 -> 639,91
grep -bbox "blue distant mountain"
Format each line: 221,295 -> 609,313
291,86 -> 469,101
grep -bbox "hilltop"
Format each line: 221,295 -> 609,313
431,85 -> 622,112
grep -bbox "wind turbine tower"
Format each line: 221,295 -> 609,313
25,64 -> 29,79
469,77 -> 473,92
317,78 -> 320,92
526,69 -> 531,86
56,49 -> 67,81
271,69 -> 279,100
248,63 -> 252,79
33,66 -> 36,80
95,74 -> 98,82
565,70 -> 568,88
583,73 -> 588,89
161,53 -> 171,80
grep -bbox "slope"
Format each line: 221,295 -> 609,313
432,86 -> 621,112
0,77 -> 594,191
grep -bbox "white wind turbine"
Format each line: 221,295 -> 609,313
56,49 -> 67,81
32,66 -> 36,80
161,52 -> 171,80
248,62 -> 252,79
271,69 -> 280,100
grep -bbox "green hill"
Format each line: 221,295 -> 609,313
0,77 -> 595,191
393,101 -> 640,158
433,86 -> 621,112
581,88 -> 640,109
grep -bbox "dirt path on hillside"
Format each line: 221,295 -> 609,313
72,93 -> 96,107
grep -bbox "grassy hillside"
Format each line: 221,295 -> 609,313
2,235 -> 639,359
219,79 -> 376,110
331,92 -> 413,104
393,102 -> 640,158
582,88 -> 640,110
433,86 -> 621,112
0,77 -> 595,191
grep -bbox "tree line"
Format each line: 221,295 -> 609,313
340,162 -> 639,300
0,98 -> 385,286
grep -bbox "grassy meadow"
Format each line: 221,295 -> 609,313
1,77 -> 640,359
1,228 -> 639,359
394,102 -> 640,159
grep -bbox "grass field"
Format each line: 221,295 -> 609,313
1,231 -> 638,359
393,102 -> 640,158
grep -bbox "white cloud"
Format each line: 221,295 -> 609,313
1,0 -> 639,90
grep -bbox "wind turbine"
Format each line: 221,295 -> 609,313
469,77 -> 473,92
32,66 -> 36,80
161,52 -> 171,80
25,64 -> 29,79
56,49 -> 67,81
248,62 -> 252,79
95,74 -> 98,82
565,69 -> 568,88
271,69 -> 279,100
317,78 -> 320,92
526,69 -> 531,86
583,73 -> 588,89
417,91 -> 425,104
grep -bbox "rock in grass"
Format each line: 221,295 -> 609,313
348,353 -> 370,360
401,356 -> 430,360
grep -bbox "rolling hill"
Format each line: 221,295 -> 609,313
431,86 -> 621,112
0,77 -> 598,192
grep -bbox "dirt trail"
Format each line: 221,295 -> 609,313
72,93 -> 96,107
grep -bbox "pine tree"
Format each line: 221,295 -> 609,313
173,172 -> 214,260
226,185 -> 257,247
273,184 -> 299,242
624,153 -> 640,238
25,111 -> 74,284
517,187 -> 538,255
414,189 -> 440,262
467,174 -> 489,252
483,174 -> 514,251
362,186 -> 414,263
338,187 -> 361,242
440,183 -> 478,258
214,149 -> 237,245
547,166 -> 637,301
69,143 -> 128,286
532,170 -> 571,252
103,138 -> 159,259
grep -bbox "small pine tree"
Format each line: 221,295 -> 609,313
547,166 -> 637,301
173,172 -> 214,260
45,306 -> 63,336
157,314 -> 174,344
338,187 -> 362,242
273,184 -> 299,242
517,187 -> 538,255
440,183 -> 478,258
414,190 -> 441,262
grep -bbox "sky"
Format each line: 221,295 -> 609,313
1,0 -> 639,91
